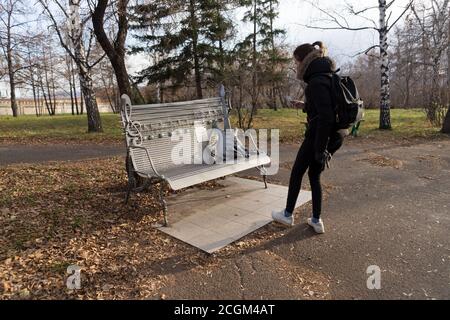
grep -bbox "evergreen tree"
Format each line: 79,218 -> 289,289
235,0 -> 288,116
202,0 -> 236,85
258,0 -> 289,110
131,0 -> 235,100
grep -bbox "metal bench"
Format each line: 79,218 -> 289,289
120,85 -> 271,226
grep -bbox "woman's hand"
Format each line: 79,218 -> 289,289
291,100 -> 305,110
315,150 -> 332,171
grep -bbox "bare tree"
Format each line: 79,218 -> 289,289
0,0 -> 33,116
412,0 -> 449,126
98,61 -> 120,112
71,55 -> 80,114
64,52 -> 76,114
23,38 -> 44,116
41,43 -> 57,115
344,54 -> 380,109
301,0 -> 413,129
39,0 -> 103,132
91,41 -> 119,112
390,17 -> 422,109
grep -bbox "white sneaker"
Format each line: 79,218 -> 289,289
272,209 -> 294,227
307,218 -> 325,234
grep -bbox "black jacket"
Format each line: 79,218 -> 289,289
303,57 -> 336,159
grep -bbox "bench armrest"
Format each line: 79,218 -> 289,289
129,145 -> 163,178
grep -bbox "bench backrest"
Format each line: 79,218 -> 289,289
120,90 -> 230,172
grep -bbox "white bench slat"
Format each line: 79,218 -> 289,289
163,155 -> 271,190
130,104 -> 223,114
130,154 -> 270,190
129,98 -> 222,110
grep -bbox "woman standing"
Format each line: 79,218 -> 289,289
272,41 -> 344,234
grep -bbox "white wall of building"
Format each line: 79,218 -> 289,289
0,79 -> 28,99
0,80 -> 9,99
0,98 -> 115,115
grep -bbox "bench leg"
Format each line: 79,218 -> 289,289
125,184 -> 132,204
125,152 -> 135,204
125,175 -> 135,204
159,182 -> 169,226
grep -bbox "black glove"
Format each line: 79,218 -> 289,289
315,150 -> 332,171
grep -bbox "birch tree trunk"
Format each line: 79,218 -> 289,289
69,0 -> 102,132
379,0 -> 392,129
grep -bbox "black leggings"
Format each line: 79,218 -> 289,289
285,137 -> 323,219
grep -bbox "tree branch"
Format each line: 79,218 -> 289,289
302,0 -> 379,32
298,23 -> 377,32
88,51 -> 106,69
38,0 -> 77,62
386,0 -> 396,10
352,44 -> 380,57
346,3 -> 378,16
387,0 -> 413,33
92,0 -> 116,61
52,0 -> 69,18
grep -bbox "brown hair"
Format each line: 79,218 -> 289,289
293,41 -> 326,62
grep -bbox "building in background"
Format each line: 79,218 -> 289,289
0,79 -> 26,99
0,80 -> 9,99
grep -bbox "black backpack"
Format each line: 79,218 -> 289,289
325,70 -> 364,130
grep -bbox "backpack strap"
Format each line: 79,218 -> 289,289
315,72 -> 338,110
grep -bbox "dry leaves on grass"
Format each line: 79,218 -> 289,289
0,158 -> 328,299
0,158 -> 204,299
0,137 -> 122,146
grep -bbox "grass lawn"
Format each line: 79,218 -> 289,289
0,114 -> 123,144
0,108 -> 446,144
248,108 -> 445,143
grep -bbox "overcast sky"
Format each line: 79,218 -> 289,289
126,0 -> 413,74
